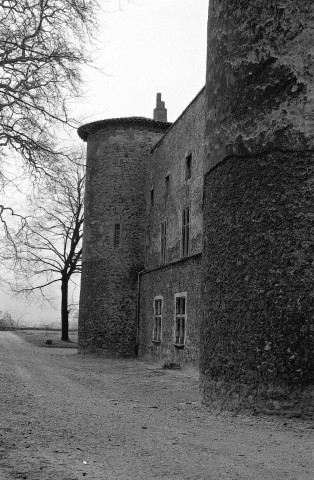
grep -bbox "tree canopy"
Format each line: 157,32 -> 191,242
0,0 -> 98,172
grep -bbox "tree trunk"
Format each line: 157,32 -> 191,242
61,277 -> 69,341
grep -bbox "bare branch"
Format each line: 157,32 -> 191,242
0,0 -> 99,171
1,152 -> 85,339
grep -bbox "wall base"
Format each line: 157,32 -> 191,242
78,346 -> 137,358
200,376 -> 314,419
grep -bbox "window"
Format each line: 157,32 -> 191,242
165,174 -> 170,198
175,294 -> 186,345
182,207 -> 190,257
114,223 -> 121,248
160,220 -> 167,264
150,187 -> 154,207
145,231 -> 150,265
185,153 -> 192,180
153,298 -> 162,342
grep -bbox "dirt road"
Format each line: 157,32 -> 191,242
0,331 -> 312,479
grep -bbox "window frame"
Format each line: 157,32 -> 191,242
181,206 -> 190,258
150,186 -> 154,207
185,153 -> 192,181
165,173 -> 170,198
153,296 -> 163,343
145,229 -> 150,265
174,292 -> 187,347
160,219 -> 167,264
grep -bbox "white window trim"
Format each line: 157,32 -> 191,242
152,295 -> 163,343
174,292 -> 187,346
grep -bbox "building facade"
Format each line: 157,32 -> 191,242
78,116 -> 171,356
138,88 -> 205,367
78,1 -> 314,418
78,89 -> 205,367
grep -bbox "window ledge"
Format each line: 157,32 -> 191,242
173,343 -> 185,349
152,340 -> 161,345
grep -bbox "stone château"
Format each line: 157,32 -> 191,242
77,88 -> 205,367
78,1 -> 314,418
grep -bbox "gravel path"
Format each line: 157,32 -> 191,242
0,331 -> 312,479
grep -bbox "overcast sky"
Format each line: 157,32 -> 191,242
74,0 -> 208,124
1,0 -> 208,326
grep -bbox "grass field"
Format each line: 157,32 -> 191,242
14,329 -> 78,349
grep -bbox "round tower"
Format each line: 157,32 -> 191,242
78,116 -> 170,356
201,1 -> 314,416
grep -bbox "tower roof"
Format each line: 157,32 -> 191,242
77,116 -> 172,142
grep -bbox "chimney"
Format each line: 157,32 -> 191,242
153,93 -> 167,122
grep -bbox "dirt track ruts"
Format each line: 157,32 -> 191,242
0,331 -> 312,479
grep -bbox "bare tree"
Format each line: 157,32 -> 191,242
0,309 -> 15,329
4,155 -> 85,341
0,0 -> 98,170
0,0 -> 98,240
0,307 -> 26,329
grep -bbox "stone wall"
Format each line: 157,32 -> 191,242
145,88 -> 205,268
138,88 -> 205,366
201,152 -> 314,418
78,119 -> 170,356
139,254 -> 202,367
201,0 -> 314,417
204,0 -> 314,172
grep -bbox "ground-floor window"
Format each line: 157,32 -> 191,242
153,297 -> 163,342
174,293 -> 187,346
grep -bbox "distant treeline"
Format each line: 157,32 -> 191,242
0,326 -> 78,332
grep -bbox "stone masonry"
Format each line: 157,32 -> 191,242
78,118 -> 170,356
200,0 -> 314,418
78,2 -> 313,418
139,88 -> 205,367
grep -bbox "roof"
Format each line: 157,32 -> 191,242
77,116 -> 172,141
150,86 -> 205,153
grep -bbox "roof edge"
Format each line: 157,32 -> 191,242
77,116 -> 172,141
150,86 -> 205,153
